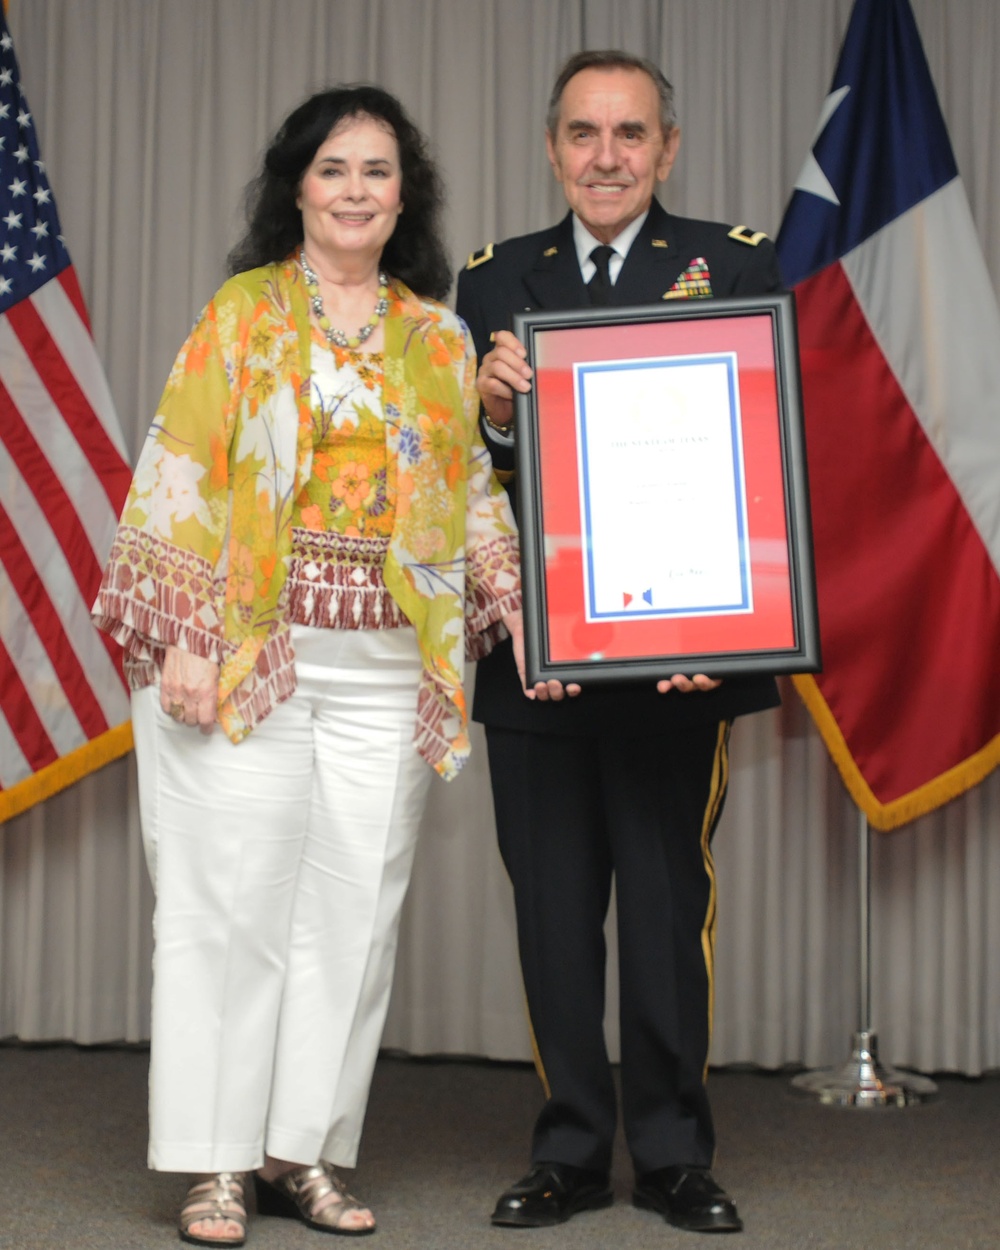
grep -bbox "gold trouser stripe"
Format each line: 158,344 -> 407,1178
525,997 -> 552,1099
700,720 -> 732,1081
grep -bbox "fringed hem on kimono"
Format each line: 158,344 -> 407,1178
286,529 -> 410,631
465,533 -> 521,661
94,527 -> 225,665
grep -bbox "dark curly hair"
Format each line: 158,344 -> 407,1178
227,85 -> 452,300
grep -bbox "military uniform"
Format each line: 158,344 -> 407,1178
456,200 -> 781,1175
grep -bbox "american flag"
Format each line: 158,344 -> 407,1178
0,10 -> 133,823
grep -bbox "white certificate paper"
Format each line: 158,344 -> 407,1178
574,353 -> 752,622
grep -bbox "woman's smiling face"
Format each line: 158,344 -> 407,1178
297,114 -> 403,263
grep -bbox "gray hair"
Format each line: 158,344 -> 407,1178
545,50 -> 677,137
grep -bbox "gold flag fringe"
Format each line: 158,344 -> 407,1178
0,722 -> 134,825
792,674 -> 1000,832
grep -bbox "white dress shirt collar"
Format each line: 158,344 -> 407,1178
572,210 -> 650,285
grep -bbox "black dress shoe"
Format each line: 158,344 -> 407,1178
633,1166 -> 742,1233
491,1162 -> 613,1228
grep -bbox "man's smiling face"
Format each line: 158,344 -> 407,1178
545,65 -> 680,244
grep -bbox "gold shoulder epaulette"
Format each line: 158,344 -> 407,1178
728,225 -> 768,247
466,243 -> 495,270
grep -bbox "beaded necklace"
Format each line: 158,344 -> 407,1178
300,249 -> 389,349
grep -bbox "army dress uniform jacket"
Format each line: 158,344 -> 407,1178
456,200 -> 783,736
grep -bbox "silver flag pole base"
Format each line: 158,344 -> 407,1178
791,1030 -> 937,1107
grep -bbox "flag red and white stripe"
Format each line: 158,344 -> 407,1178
776,0 -> 1000,830
0,11 -> 133,822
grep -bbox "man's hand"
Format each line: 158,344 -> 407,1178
160,645 -> 220,733
504,609 -> 581,701
476,330 -> 533,431
532,678 -> 582,701
656,674 -> 723,694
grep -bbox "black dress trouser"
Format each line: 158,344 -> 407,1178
485,718 -> 731,1175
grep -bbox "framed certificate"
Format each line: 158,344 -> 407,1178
512,292 -> 820,684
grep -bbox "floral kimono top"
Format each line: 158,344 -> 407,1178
93,258 -> 521,780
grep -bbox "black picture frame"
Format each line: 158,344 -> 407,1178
512,292 -> 820,685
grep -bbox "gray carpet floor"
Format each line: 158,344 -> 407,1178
0,1044 -> 996,1249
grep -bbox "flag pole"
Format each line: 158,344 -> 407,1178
790,808 -> 937,1107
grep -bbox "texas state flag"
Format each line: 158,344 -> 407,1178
776,0 -> 1000,831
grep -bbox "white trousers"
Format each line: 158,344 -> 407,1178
131,625 -> 432,1173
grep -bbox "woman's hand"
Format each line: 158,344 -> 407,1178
476,330 -> 533,432
504,609 -> 581,701
656,674 -> 723,694
160,645 -> 220,733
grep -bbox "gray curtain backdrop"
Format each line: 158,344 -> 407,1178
3,0 -> 1000,1075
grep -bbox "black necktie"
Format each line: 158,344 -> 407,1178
587,245 -> 616,305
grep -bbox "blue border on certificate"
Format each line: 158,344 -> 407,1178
574,353 -> 752,622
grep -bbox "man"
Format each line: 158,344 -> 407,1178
456,50 -> 780,1235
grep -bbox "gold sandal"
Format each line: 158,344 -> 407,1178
179,1172 -> 247,1246
254,1162 -> 376,1236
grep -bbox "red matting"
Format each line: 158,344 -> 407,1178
533,314 -> 795,664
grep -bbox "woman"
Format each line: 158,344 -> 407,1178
94,85 -> 523,1245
